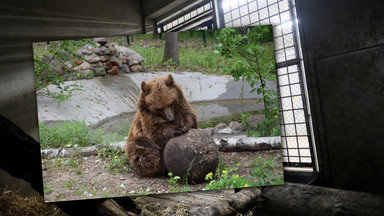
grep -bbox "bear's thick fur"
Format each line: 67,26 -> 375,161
126,74 -> 198,177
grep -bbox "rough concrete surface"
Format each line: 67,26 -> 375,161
36,72 -> 276,130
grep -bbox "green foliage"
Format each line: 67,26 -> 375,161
204,156 -> 283,190
167,172 -> 182,193
64,180 -> 74,188
39,120 -> 92,149
39,119 -> 129,149
128,35 -> 239,74
249,156 -> 284,186
33,39 -> 95,105
205,165 -> 250,190
167,172 -> 192,193
105,152 -> 131,175
44,185 -> 53,194
94,126 -> 131,174
215,26 -> 279,137
92,125 -> 129,146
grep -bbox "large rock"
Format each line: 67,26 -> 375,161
109,47 -> 117,55
79,62 -> 92,70
85,54 -> 101,64
79,44 -> 94,55
75,59 -> 83,66
229,121 -> 243,134
109,56 -> 119,66
107,65 -> 119,75
164,129 -> 219,184
130,65 -> 142,72
93,37 -> 108,46
93,46 -> 111,56
112,43 -> 144,63
119,64 -> 130,73
99,55 -> 110,62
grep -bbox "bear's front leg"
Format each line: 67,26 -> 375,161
161,113 -> 197,137
180,113 -> 198,130
126,137 -> 167,177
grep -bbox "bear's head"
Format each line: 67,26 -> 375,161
139,74 -> 180,123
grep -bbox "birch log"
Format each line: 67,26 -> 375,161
214,135 -> 281,152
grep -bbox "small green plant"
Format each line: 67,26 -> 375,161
53,157 -> 63,169
249,156 -> 284,186
75,188 -> 85,196
64,180 -> 74,188
166,159 -> 195,193
101,190 -> 109,198
67,158 -> 78,168
205,165 -> 250,190
66,158 -> 82,175
167,172 -> 182,193
93,127 -> 128,145
106,154 -> 131,174
44,185 -> 53,194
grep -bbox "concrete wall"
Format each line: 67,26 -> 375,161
296,0 -> 384,194
0,0 -> 144,140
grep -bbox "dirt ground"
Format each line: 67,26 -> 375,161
42,150 -> 283,202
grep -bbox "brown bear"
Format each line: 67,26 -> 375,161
125,74 -> 198,177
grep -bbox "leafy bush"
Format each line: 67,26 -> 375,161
215,26 -> 280,137
33,39 -> 96,105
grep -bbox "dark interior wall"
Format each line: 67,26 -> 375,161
296,0 -> 384,194
0,0 -> 143,140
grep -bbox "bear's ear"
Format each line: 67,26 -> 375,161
141,81 -> 150,94
165,74 -> 174,86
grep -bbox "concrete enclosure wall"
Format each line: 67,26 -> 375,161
296,0 -> 384,194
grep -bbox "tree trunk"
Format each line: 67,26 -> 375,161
163,32 -> 179,65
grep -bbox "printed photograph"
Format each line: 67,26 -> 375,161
33,26 -> 284,202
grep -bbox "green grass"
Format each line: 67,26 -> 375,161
125,35 -> 276,77
39,120 -> 92,149
39,120 -> 128,149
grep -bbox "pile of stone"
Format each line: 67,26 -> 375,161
74,37 -> 144,77
202,115 -> 266,136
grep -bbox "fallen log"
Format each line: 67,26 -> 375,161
253,183 -> 384,216
188,187 -> 262,216
98,199 -> 137,216
41,141 -> 126,158
214,136 -> 281,152
41,134 -> 281,158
